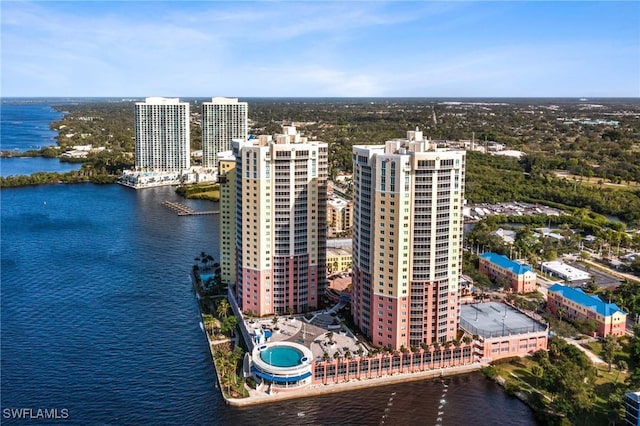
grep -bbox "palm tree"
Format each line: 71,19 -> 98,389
217,298 -> 230,319
325,331 -> 334,345
531,365 -> 544,388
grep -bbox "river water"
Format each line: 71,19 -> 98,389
1,102 -> 81,177
0,103 -> 539,425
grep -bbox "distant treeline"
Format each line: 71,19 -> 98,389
4,99 -> 638,226
465,152 -> 640,226
1,171 -> 117,187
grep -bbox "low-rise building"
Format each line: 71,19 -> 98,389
118,166 -> 216,189
459,302 -> 548,362
326,247 -> 352,274
326,192 -> 353,237
547,283 -> 627,338
541,261 -> 590,287
479,252 -> 537,293
492,228 -> 517,245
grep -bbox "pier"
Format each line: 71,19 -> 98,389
162,201 -> 219,216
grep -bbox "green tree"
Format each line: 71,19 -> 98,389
220,316 -> 238,337
615,359 -> 627,383
531,365 -> 544,388
626,325 -> 640,389
217,298 -> 230,319
602,335 -> 621,373
325,331 -> 334,344
607,389 -> 626,426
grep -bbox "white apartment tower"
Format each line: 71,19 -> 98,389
221,126 -> 328,316
201,97 -> 248,169
134,97 -> 190,172
351,129 -> 465,350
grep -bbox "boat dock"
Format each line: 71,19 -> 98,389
162,201 -> 219,216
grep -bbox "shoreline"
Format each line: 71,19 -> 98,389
191,272 -> 487,407
224,362 -> 484,407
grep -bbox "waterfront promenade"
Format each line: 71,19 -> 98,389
226,361 -> 486,407
206,293 -> 484,406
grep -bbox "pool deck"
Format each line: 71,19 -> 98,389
246,310 -> 365,361
227,306 -> 486,407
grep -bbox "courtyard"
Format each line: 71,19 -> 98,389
243,304 -> 368,361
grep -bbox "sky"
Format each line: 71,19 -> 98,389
1,1 -> 639,98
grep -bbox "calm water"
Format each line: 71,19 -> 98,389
0,103 -> 81,176
0,103 -> 540,425
0,157 -> 83,177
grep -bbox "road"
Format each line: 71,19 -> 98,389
535,275 -> 557,298
580,258 -> 640,285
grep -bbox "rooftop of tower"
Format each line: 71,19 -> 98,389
139,97 -> 183,105
236,124 -> 321,147
383,127 -> 465,155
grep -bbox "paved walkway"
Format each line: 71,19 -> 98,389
233,362 -> 487,406
564,337 -> 605,364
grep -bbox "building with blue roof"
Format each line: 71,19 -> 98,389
547,283 -> 627,338
479,252 -> 537,293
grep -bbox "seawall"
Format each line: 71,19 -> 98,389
224,362 -> 484,407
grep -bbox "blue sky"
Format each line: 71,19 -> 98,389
2,1 -> 639,97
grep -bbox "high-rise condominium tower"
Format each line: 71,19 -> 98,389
351,129 -> 465,350
220,126 -> 328,316
218,150 -> 237,288
134,97 -> 190,172
201,97 -> 248,170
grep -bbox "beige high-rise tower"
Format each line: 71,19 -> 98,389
218,151 -> 237,287
351,129 -> 465,350
220,126 -> 328,316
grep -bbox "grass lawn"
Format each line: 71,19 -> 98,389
581,339 -> 631,366
177,183 -> 220,201
495,358 -> 550,399
494,356 -> 629,425
187,190 -> 220,201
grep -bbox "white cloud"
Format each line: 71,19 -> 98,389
2,1 -> 638,97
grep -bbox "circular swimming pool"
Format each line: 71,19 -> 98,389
251,342 -> 314,387
260,345 -> 303,368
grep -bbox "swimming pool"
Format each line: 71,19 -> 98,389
260,345 -> 303,368
251,342 -> 314,387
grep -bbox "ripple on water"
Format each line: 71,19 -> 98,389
1,184 -> 539,425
